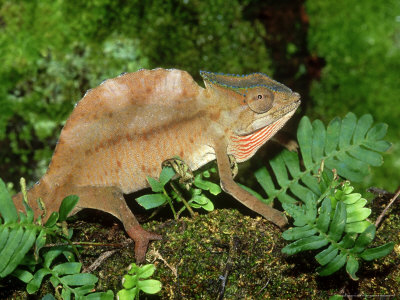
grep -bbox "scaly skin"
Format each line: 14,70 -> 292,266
12,68 -> 300,262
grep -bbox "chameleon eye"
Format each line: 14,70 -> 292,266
247,90 -> 274,113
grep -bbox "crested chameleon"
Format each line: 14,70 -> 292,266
12,68 -> 301,262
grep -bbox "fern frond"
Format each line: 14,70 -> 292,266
244,113 -> 393,279
0,180 -> 40,278
252,113 -> 390,206
281,178 -> 394,280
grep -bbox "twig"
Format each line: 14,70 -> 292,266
149,249 -> 178,277
217,237 -> 239,300
256,279 -> 270,296
375,186 -> 400,228
43,241 -> 125,248
84,249 -> 118,273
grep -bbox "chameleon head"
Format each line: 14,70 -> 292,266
200,71 -> 301,162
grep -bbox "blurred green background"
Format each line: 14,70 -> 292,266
0,0 -> 399,192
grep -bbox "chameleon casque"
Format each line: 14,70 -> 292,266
12,68 -> 301,262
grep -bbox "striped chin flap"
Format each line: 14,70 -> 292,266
228,113 -> 293,162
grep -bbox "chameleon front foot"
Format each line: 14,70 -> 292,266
162,157 -> 194,190
126,225 -> 162,263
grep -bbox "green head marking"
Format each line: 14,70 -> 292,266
200,71 -> 293,113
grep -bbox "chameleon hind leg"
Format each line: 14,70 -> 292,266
73,186 -> 161,263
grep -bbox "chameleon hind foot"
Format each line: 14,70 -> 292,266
126,224 -> 162,263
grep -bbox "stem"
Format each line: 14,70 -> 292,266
163,188 -> 177,220
375,186 -> 400,228
170,182 -> 196,218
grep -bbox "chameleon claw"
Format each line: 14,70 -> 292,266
126,224 -> 162,263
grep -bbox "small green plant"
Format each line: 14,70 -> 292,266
0,178 -> 113,299
26,247 -> 113,299
244,113 -> 394,279
0,178 -> 78,279
117,263 -> 161,300
136,165 -> 220,219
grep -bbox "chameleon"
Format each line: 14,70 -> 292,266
12,68 -> 301,262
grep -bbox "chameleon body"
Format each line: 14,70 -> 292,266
12,68 -> 300,262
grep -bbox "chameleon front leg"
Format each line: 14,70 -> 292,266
73,186 -> 161,263
214,143 -> 288,228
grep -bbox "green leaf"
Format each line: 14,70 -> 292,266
0,227 -> 10,252
366,123 -> 388,140
352,224 -> 376,253
318,251 -> 347,276
315,245 -> 338,266
117,288 -> 137,300
316,197 -> 331,233
346,256 -> 359,280
352,114 -> 373,143
0,227 -> 37,277
58,195 -> 79,222
122,274 -> 138,289
325,117 -> 341,154
339,113 -> 356,149
346,208 -> 371,223
297,116 -> 313,170
147,177 -> 163,193
311,120 -> 326,164
282,235 -> 329,255
44,248 -> 64,268
159,166 -> 175,186
282,202 -> 307,227
0,227 -> 24,274
328,202 -> 346,242
45,212 -> 59,227
345,220 -> 371,233
136,194 -> 167,210
254,167 -> 277,199
138,264 -> 155,279
304,192 -> 317,222
27,268 -> 52,294
84,290 -> 114,300
138,279 -> 162,294
342,193 -> 362,204
61,273 -> 98,286
11,269 -> 33,283
52,262 -> 81,275
282,225 -> 317,241
360,242 -> 394,261
270,155 -> 290,188
194,176 -> 221,195
0,179 -> 18,224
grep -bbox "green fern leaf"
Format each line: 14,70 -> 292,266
251,113 -> 390,209
280,177 -> 393,280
